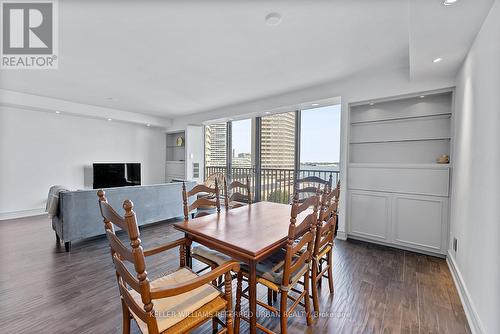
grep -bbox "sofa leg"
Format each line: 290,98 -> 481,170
64,241 -> 71,252
55,233 -> 61,245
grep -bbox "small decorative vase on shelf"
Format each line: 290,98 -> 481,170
437,154 -> 449,164
176,136 -> 184,147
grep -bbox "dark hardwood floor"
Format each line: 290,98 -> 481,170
0,214 -> 470,333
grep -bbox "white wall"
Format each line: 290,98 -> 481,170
449,1 -> 500,333
185,125 -> 205,184
0,106 -> 166,219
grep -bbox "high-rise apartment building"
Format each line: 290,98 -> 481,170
260,112 -> 296,169
205,123 -> 227,167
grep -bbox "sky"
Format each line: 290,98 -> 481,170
231,104 -> 341,163
300,104 -> 341,163
231,119 -> 252,156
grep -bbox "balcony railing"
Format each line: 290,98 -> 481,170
205,166 -> 339,204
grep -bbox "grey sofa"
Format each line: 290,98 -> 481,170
52,181 -> 196,251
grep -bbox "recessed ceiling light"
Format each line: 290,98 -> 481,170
433,57 -> 443,63
369,102 -> 375,106
146,123 -> 151,127
420,95 -> 425,98
265,12 -> 282,26
107,118 -> 112,121
265,111 -> 271,114
55,111 -> 61,114
442,0 -> 458,6
311,103 -> 319,106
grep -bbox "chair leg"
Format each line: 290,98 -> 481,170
304,270 -> 313,326
318,260 -> 323,289
55,232 -> 60,245
326,251 -> 334,294
267,288 -> 273,305
311,261 -> 320,315
64,241 -> 71,252
121,298 -> 131,334
224,272 -> 234,334
212,317 -> 218,334
234,272 -> 243,334
280,289 -> 288,334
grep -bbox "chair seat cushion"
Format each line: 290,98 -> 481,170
192,245 -> 232,266
129,268 -> 223,333
241,249 -> 309,285
228,201 -> 247,209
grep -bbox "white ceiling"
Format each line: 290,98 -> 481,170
0,0 -> 494,118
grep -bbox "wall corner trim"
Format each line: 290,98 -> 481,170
446,251 -> 486,334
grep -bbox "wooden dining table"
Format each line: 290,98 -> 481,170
174,201 -> 312,334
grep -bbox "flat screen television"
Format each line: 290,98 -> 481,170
93,163 -> 141,189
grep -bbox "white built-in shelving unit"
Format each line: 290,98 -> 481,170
165,131 -> 186,182
347,91 -> 453,255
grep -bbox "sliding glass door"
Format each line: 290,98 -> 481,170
260,112 -> 296,203
299,105 -> 341,185
205,123 -> 227,177
230,119 -> 256,198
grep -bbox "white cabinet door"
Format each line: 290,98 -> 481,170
349,191 -> 391,241
347,190 -> 448,255
392,194 -> 448,252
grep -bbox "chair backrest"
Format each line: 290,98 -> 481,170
294,173 -> 333,203
182,180 -> 221,220
97,190 -> 160,334
314,185 -> 340,260
204,172 -> 226,196
223,175 -> 252,209
320,180 -> 340,210
282,195 -> 319,286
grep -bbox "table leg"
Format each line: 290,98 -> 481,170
248,260 -> 257,334
184,234 -> 192,268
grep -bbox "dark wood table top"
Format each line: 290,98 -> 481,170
174,201 -> 311,259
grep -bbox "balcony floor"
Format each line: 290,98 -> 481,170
0,214 -> 469,334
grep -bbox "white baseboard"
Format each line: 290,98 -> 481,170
0,208 -> 46,221
447,251 -> 485,334
336,230 -> 347,240
347,234 -> 445,258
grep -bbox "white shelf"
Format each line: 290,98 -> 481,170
348,163 -> 451,169
350,113 -> 451,125
350,137 -> 450,144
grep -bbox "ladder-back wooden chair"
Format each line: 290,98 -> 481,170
97,190 -> 239,334
183,179 -> 221,219
223,176 -> 252,210
204,172 -> 226,198
182,181 -> 232,277
293,173 -> 333,203
234,195 -> 320,334
310,184 -> 340,314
